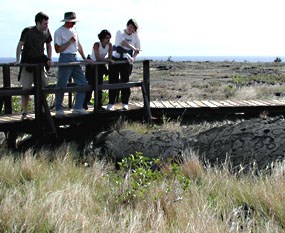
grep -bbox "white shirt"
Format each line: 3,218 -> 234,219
90,42 -> 110,61
113,30 -> 141,59
54,25 -> 79,54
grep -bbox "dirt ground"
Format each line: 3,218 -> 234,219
129,60 -> 285,102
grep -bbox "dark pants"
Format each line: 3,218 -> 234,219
108,57 -> 133,105
84,64 -> 108,108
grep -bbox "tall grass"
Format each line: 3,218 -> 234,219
0,144 -> 284,232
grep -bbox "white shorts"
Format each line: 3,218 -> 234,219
19,67 -> 48,89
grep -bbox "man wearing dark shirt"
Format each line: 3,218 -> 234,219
16,12 -> 52,120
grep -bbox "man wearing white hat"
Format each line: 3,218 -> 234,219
54,12 -> 89,115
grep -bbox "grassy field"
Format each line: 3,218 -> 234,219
0,138 -> 285,232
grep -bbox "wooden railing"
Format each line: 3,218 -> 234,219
0,60 -> 151,131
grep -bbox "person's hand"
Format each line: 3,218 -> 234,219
108,58 -> 115,64
84,58 -> 93,64
134,48 -> 140,54
47,60 -> 53,66
70,36 -> 76,43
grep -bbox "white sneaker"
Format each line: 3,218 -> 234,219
122,104 -> 129,110
106,104 -> 115,111
55,109 -> 65,116
72,108 -> 88,115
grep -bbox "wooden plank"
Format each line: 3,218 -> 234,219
186,101 -> 199,108
161,101 -> 175,108
131,101 -> 144,107
243,100 -> 260,106
178,101 -> 191,108
256,100 -> 274,105
222,100 -> 240,107
237,100 -> 254,106
193,100 -> 208,107
218,100 -> 235,107
249,100 -> 267,106
271,99 -> 285,105
150,101 -> 156,108
201,100 -> 218,108
169,101 -> 185,108
208,100 -> 224,107
236,100 -> 256,106
151,100 -> 165,108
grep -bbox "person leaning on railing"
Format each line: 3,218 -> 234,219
83,29 -> 114,110
54,12 -> 92,116
15,12 -> 53,120
106,19 -> 141,111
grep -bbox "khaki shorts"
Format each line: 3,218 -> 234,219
19,67 -> 48,89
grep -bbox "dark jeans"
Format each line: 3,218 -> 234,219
84,64 -> 108,108
108,57 -> 133,105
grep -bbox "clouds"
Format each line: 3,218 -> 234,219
0,0 -> 284,57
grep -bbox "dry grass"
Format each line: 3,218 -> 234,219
0,144 -> 285,232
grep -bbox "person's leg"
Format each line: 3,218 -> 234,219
83,64 -> 93,109
19,68 -> 33,115
72,64 -> 88,110
108,63 -> 119,105
55,54 -> 73,111
97,65 -> 107,108
120,63 -> 132,105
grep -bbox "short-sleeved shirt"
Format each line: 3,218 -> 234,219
54,25 -> 79,54
20,26 -> 52,61
112,30 -> 141,59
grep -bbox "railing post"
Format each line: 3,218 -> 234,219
143,60 -> 150,104
94,64 -> 99,111
2,65 -> 12,114
68,77 -> 73,108
34,64 -> 43,128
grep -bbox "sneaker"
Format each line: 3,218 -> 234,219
72,108 -> 88,115
106,104 -> 115,111
55,109 -> 65,116
83,104 -> 88,110
122,104 -> 129,110
21,112 -> 32,120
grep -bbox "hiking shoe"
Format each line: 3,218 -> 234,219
72,108 -> 88,115
55,109 -> 65,116
106,104 -> 115,111
122,104 -> 129,110
21,112 -> 32,120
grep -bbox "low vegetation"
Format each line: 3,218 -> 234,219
0,141 -> 285,232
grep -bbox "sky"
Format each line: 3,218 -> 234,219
1,0 -> 285,59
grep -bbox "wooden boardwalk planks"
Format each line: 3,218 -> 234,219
2,99 -> 285,125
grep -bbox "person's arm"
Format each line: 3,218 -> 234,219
54,36 -> 76,53
46,42 -> 52,65
93,42 -> 101,61
107,42 -> 115,64
16,41 -> 24,63
78,42 -> 86,60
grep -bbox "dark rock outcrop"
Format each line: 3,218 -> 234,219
89,116 -> 285,171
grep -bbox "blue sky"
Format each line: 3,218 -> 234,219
1,0 -> 285,58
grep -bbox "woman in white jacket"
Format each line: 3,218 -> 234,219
106,19 -> 141,111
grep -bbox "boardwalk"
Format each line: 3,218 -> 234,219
1,99 -> 285,125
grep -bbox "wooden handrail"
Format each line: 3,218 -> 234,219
0,60 -> 152,128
